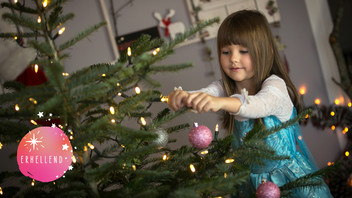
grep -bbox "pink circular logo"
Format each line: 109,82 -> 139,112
17,127 -> 73,182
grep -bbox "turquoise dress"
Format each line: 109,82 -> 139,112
233,108 -> 333,197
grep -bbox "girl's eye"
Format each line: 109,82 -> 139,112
221,51 -> 230,55
240,50 -> 248,54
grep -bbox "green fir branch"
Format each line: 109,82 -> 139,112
0,32 -> 40,38
0,2 -> 38,14
2,12 -> 42,31
27,39 -> 54,56
58,21 -> 106,51
149,62 -> 193,72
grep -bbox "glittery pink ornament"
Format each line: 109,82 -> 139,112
189,123 -> 212,149
256,179 -> 280,198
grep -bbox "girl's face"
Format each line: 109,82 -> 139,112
220,44 -> 254,85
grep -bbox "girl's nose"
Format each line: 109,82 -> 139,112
231,53 -> 240,63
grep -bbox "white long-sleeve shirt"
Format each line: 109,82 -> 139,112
188,75 -> 294,122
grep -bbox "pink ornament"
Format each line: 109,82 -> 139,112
189,123 -> 212,149
256,179 -> 280,198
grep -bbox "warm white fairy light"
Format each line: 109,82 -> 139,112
224,173 -> 227,178
152,48 -> 160,55
84,146 -> 88,152
29,98 -> 37,104
225,159 -> 234,164
101,74 -> 106,77
58,27 -> 65,35
314,98 -> 321,105
189,164 -> 196,173
299,86 -> 306,95
135,86 -> 141,94
330,111 -> 335,117
348,102 -> 352,107
160,96 -> 168,103
117,93 -> 122,96
87,143 -> 94,150
162,154 -> 168,161
30,120 -> 38,125
15,104 -> 20,111
127,47 -> 132,57
13,0 -> 18,3
111,119 -> 116,123
42,0 -> 48,8
37,16 -> 41,23
140,117 -> 147,126
0,142 -> 3,150
31,179 -> 35,186
116,82 -> 120,87
200,150 -> 208,155
121,144 -> 125,148
331,125 -> 336,131
72,155 -> 77,163
69,135 -> 73,140
335,99 -> 340,105
62,72 -> 69,76
345,151 -> 350,157
132,165 -> 136,171
0,186 -> 2,195
109,106 -> 115,115
343,127 -> 349,134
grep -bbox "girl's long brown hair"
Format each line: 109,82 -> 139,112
217,10 -> 302,133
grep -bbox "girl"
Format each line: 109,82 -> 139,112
168,10 -> 333,197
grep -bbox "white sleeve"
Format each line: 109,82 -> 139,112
186,80 -> 226,97
230,75 -> 293,122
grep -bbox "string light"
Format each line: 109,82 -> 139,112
348,102 -> 352,107
334,99 -> 340,105
224,173 -> 227,178
109,106 -> 115,115
42,0 -> 49,8
37,16 -> 41,23
62,72 -> 69,76
111,119 -> 116,123
117,93 -> 122,96
200,150 -> 208,155
330,111 -> 335,117
127,47 -> 132,65
101,74 -> 106,77
13,0 -> 18,3
140,117 -> 147,126
29,98 -> 37,104
345,151 -> 350,157
189,164 -> 196,173
299,86 -> 306,95
58,27 -> 65,35
343,127 -> 349,134
331,125 -> 336,130
31,179 -> 35,186
162,154 -> 168,161
84,146 -> 88,151
225,159 -> 234,164
132,165 -> 136,171
87,143 -> 94,150
0,186 -> 2,195
121,144 -> 125,148
0,142 -> 3,149
69,135 -> 73,140
152,48 -> 160,55
135,86 -> 141,94
116,82 -> 120,87
314,98 -> 321,105
327,162 -> 332,166
15,104 -> 20,111
305,114 -> 309,119
72,156 -> 77,163
160,96 -> 168,103
30,120 -> 38,125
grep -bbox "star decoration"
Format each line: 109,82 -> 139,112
62,144 -> 69,150
51,123 -> 56,128
26,133 -> 43,152
37,112 -> 44,118
68,165 -> 73,170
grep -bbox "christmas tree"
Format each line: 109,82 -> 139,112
0,1 -> 335,197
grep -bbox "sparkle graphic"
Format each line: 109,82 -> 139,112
62,144 -> 69,150
37,112 -> 44,118
68,165 -> 73,170
25,132 -> 44,152
51,123 -> 56,128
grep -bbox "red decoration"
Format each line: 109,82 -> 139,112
162,17 -> 171,37
16,65 -> 47,86
189,123 -> 212,149
256,179 -> 280,198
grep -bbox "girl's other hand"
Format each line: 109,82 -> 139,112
167,90 -> 189,111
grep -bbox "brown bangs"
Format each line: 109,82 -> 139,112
217,16 -> 249,49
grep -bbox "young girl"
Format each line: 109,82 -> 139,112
168,10 -> 333,197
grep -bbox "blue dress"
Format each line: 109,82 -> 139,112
233,108 -> 333,197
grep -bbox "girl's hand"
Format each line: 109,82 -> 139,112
186,92 -> 222,113
167,90 -> 190,111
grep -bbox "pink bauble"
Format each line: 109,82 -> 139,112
256,180 -> 280,198
189,123 -> 212,149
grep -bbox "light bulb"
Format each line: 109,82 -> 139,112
163,154 -> 168,160
37,16 -> 41,23
135,86 -> 141,94
127,47 -> 131,57
58,27 -> 65,35
109,106 -> 115,115
15,104 -> 20,111
30,120 -> 38,125
189,164 -> 196,172
330,111 -> 335,117
140,117 -> 146,126
87,143 -> 94,150
132,165 -> 136,171
335,99 -> 340,105
314,98 -> 321,105
200,150 -> 208,155
31,179 -> 35,186
42,0 -> 48,8
345,151 -> 350,157
299,86 -> 306,95
225,159 -> 234,163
